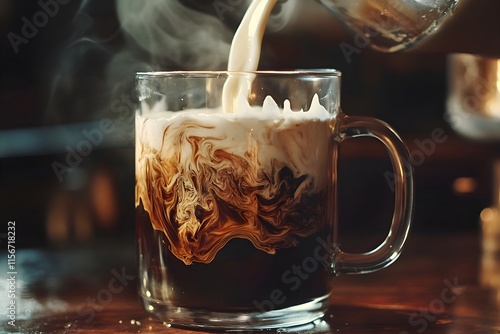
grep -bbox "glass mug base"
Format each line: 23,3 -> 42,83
140,294 -> 330,330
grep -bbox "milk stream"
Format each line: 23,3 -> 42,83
222,0 -> 278,114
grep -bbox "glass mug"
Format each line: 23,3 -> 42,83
318,0 -> 460,52
135,70 -> 413,330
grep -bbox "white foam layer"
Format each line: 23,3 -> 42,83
136,94 -> 333,186
143,94 -> 329,121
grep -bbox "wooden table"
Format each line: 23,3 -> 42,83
1,233 -> 499,333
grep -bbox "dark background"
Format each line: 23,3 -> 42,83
0,0 -> 498,251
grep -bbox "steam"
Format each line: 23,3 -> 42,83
116,0 -> 297,70
46,0 -> 298,125
116,0 -> 232,70
264,0 -> 298,32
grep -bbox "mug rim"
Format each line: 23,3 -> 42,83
136,69 -> 341,78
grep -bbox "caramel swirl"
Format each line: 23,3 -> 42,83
136,110 -> 333,264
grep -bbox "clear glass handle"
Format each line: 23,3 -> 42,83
335,115 -> 414,274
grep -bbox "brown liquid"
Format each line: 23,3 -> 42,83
136,113 -> 334,262
137,200 -> 333,311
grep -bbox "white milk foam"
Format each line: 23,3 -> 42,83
136,94 -> 332,184
138,94 -> 334,160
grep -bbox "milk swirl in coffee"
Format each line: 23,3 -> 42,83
136,95 -> 332,264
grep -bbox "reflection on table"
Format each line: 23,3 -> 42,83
1,233 -> 499,333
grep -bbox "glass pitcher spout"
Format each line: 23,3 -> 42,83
317,0 -> 460,52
